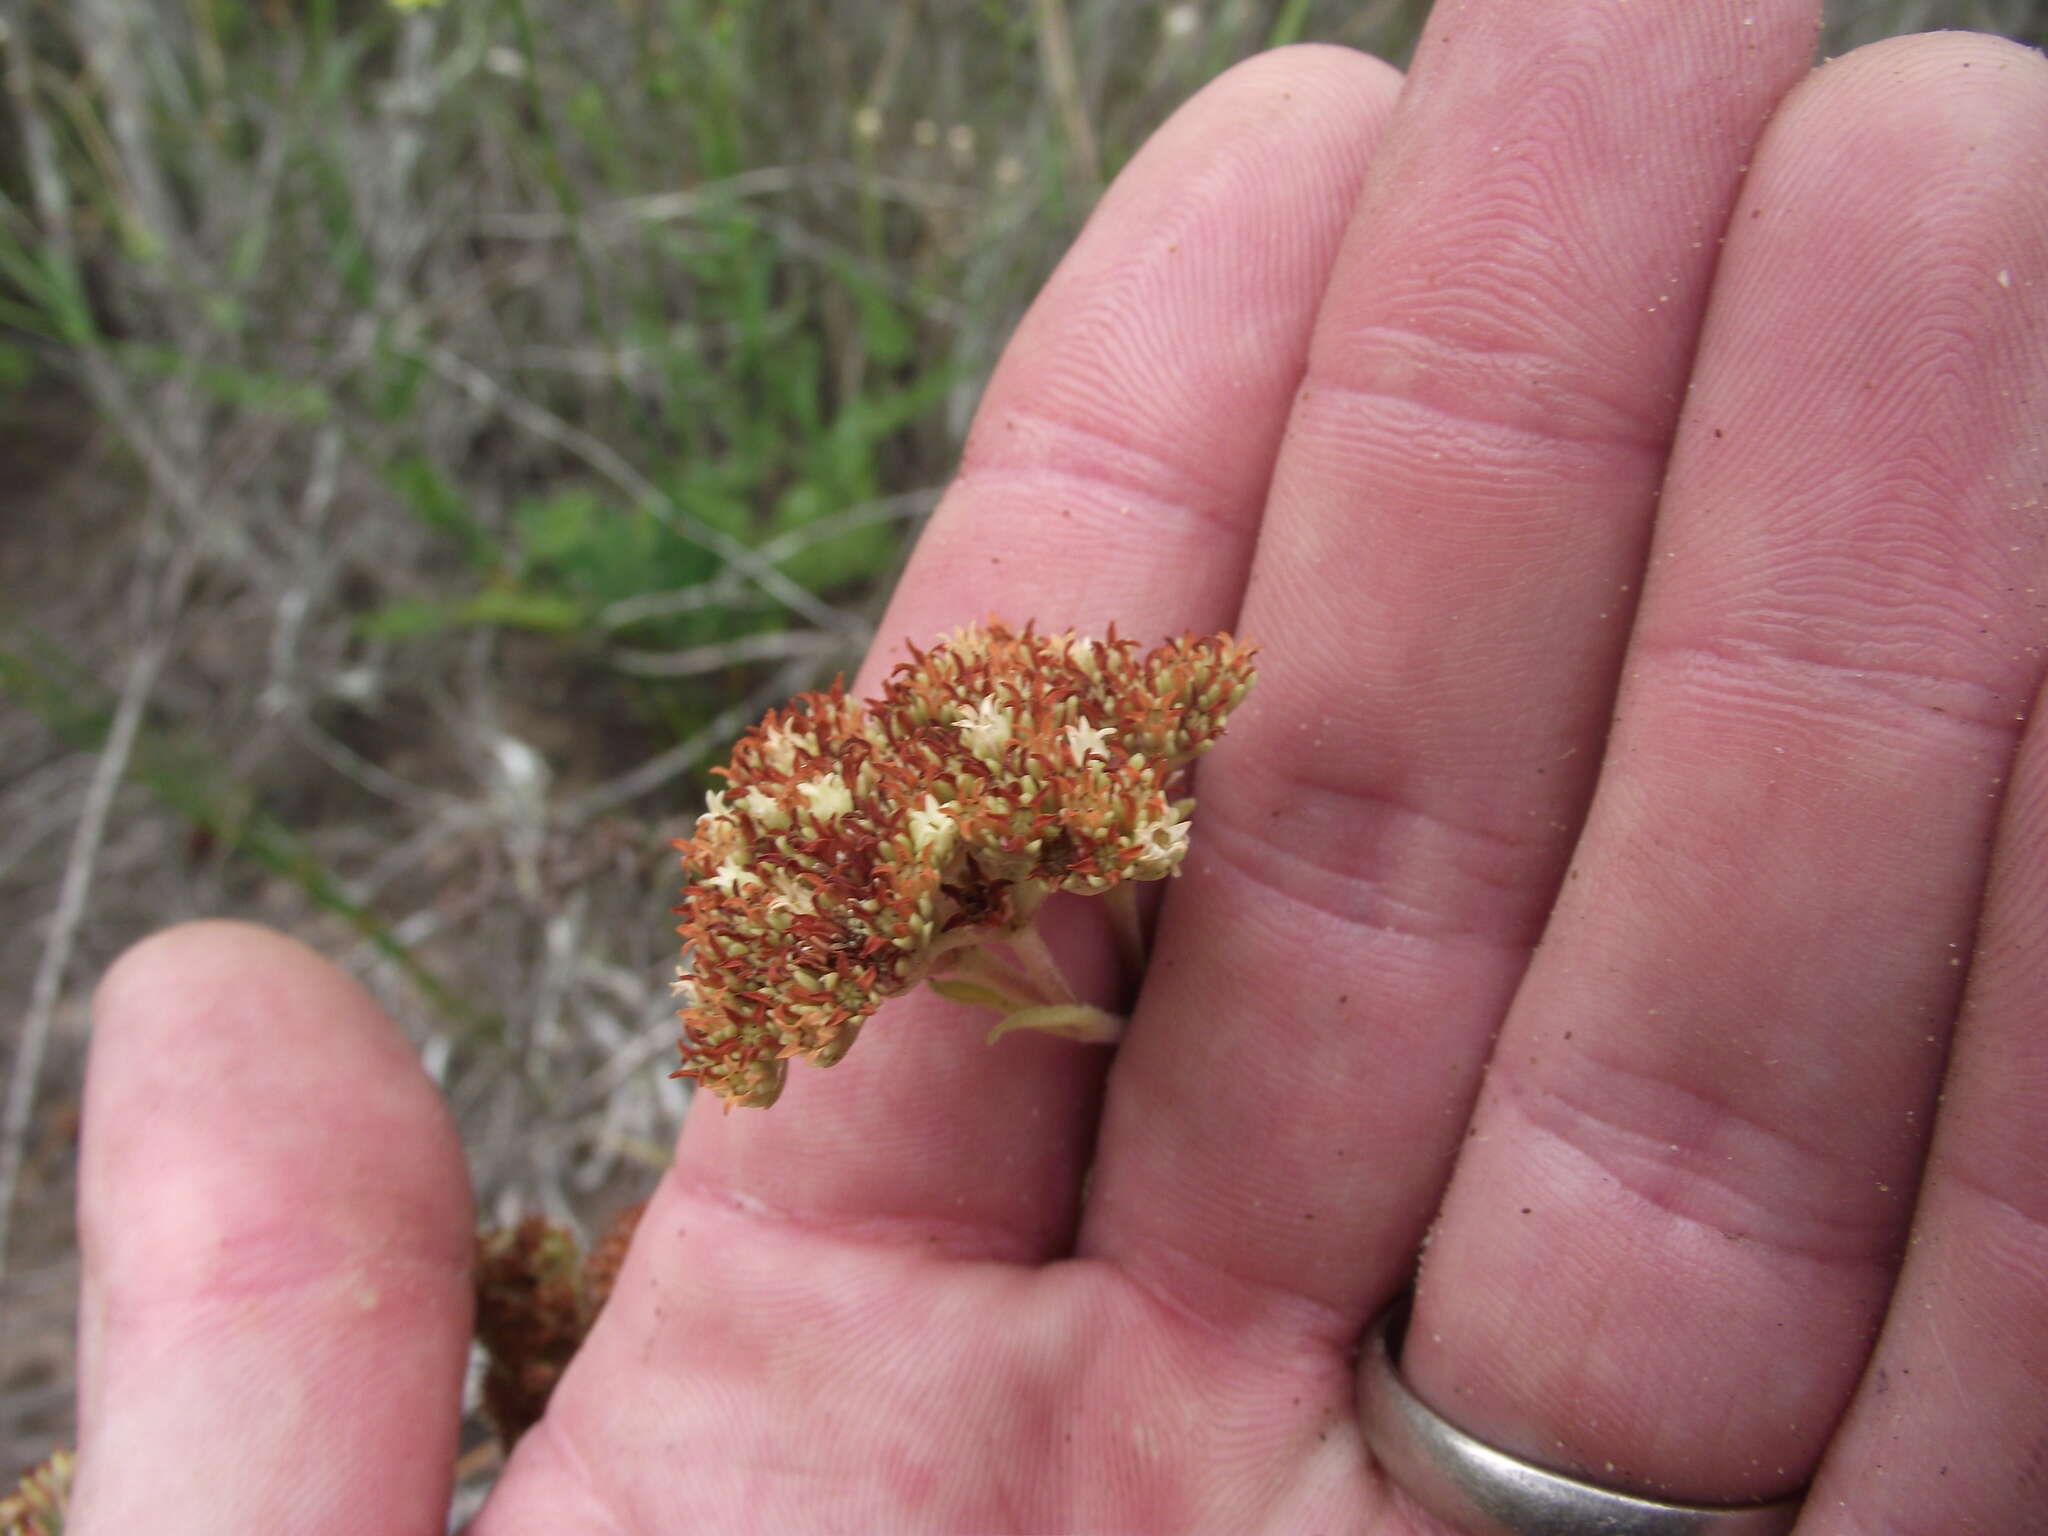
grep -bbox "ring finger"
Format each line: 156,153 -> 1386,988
1401,30 -> 2048,1504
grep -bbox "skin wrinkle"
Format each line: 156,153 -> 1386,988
1298,348 -> 1672,464
1684,52 -> 2048,569
1013,214 -> 1332,442
1493,1049 -> 1913,1269
1094,956 -> 1488,1334
669,1157 -> 1356,1369
1093,1207 -> 1367,1359
950,56 -> 1390,515
950,405 -> 1242,540
1933,1152 -> 2048,1263
1634,631 -> 2036,742
1268,398 -> 1660,690
1197,783 -> 1549,949
96,1245 -> 465,1345
1811,845 -> 2048,1534
909,497 -> 1242,643
1670,342 -> 2040,647
660,1165 -> 1050,1266
961,394 -> 1227,498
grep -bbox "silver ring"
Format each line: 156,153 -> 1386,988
1358,1300 -> 1804,1535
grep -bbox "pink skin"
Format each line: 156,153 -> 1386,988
66,8 -> 2048,1534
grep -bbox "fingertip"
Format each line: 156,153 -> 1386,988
74,922 -> 473,1535
93,918 -> 402,1063
1208,39 -> 1404,108
1775,28 -> 2048,199
83,919 -> 472,1277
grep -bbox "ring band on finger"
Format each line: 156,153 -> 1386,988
1359,1300 -> 1805,1536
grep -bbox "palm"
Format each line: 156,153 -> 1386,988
486,1197 -> 1388,1533
69,5 -> 2048,1534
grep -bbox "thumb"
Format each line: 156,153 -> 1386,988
71,922 -> 473,1536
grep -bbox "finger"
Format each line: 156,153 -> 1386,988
676,46 -> 1401,1257
69,922 -> 473,1536
1084,1 -> 1820,1328
1399,32 -> 2048,1502
1803,666 -> 2048,1530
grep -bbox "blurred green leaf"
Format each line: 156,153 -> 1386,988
367,329 -> 431,422
0,341 -> 35,392
354,596 -> 455,639
385,453 -> 498,570
454,587 -> 589,632
119,342 -> 330,422
1267,0 -> 1316,47
514,487 -> 605,564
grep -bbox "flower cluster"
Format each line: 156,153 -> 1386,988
473,1203 -> 645,1448
0,1449 -> 71,1536
672,620 -> 1256,1108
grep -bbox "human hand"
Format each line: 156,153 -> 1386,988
66,3 -> 2048,1531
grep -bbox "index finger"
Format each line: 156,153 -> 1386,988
675,46 -> 1403,1258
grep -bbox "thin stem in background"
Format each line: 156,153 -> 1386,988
1031,0 -> 1099,202
0,533 -> 198,1280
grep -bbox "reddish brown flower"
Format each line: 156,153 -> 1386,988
672,621 -> 1255,1108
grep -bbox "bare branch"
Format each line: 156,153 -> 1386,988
607,628 -> 847,679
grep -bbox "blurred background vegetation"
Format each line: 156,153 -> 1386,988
1,0 -> 2043,1497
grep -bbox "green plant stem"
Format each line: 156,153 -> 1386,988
928,940 -> 1059,1011
924,927 -> 1126,1046
985,1003 -> 1123,1046
990,923 -> 1078,1008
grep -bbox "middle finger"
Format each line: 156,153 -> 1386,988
1083,0 -> 1821,1324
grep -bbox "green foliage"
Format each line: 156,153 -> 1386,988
119,344 -> 332,424
0,342 -> 34,393
1266,0 -> 1318,49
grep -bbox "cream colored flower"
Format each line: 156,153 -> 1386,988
704,859 -> 759,895
1064,717 -> 1117,762
742,785 -> 787,828
906,794 -> 958,858
797,772 -> 855,822
1126,813 -> 1192,880
954,694 -> 1014,759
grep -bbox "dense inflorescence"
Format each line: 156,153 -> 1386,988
472,1205 -> 646,1449
671,620 -> 1256,1108
0,1449 -> 71,1536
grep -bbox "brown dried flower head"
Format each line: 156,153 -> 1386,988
671,620 -> 1256,1108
